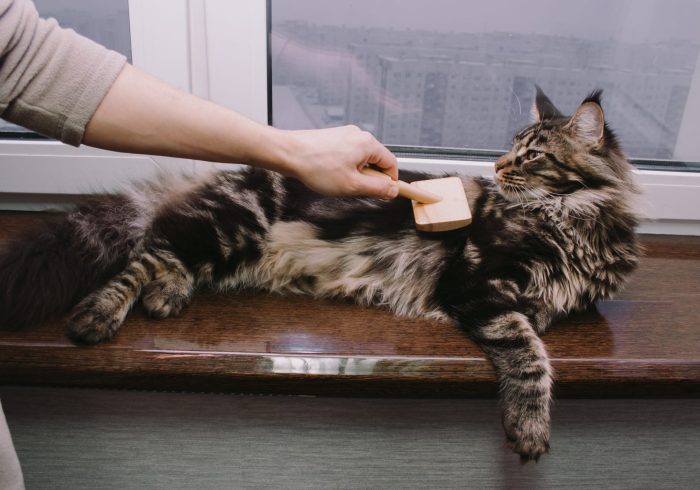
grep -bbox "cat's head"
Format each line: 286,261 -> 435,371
495,87 -> 635,209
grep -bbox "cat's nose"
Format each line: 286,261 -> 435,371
495,153 -> 513,173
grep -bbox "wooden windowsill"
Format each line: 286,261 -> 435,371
1,211 -> 699,397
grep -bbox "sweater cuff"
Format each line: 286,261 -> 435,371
60,48 -> 126,146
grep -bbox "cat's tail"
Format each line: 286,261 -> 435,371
0,195 -> 142,330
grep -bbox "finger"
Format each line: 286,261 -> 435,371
355,173 -> 399,199
367,142 -> 398,181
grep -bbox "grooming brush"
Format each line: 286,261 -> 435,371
361,167 -> 472,232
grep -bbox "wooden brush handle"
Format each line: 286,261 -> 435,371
361,167 -> 442,204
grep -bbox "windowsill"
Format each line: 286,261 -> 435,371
0,211 -> 699,397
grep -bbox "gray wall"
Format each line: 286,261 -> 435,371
1,387 -> 699,489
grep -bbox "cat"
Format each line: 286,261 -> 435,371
0,88 -> 639,461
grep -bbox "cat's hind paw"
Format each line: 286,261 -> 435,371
66,295 -> 129,344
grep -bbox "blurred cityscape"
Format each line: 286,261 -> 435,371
32,0 -> 131,59
272,21 -> 699,159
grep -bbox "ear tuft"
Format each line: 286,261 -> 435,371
568,98 -> 605,146
531,85 -> 563,122
582,89 -> 603,106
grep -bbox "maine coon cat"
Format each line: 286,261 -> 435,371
0,89 -> 639,461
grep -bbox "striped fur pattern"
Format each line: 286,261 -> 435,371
0,90 -> 639,461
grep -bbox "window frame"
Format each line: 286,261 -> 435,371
0,0 -> 699,235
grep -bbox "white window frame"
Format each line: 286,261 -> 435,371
0,0 -> 699,235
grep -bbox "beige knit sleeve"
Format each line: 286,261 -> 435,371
0,0 -> 126,146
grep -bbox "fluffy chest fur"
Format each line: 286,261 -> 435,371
474,185 -> 638,321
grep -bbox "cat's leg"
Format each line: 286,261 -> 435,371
142,252 -> 194,319
471,310 -> 552,462
66,248 -> 185,344
66,256 -> 152,344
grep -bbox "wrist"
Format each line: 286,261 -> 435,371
253,126 -> 307,179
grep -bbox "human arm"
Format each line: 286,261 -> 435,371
83,64 -> 399,198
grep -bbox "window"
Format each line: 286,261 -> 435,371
270,0 -> 700,172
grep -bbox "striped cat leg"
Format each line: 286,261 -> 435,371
142,251 -> 194,319
474,311 -> 552,462
66,250 -> 164,344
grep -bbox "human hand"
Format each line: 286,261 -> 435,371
278,125 -> 399,199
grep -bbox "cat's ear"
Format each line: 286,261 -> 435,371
567,91 -> 605,146
531,85 -> 562,122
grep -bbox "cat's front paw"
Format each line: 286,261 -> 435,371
503,413 -> 550,463
66,296 -> 128,344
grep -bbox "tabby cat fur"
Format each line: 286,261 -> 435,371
0,89 -> 639,461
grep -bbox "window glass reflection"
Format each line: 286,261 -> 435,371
271,0 -> 700,162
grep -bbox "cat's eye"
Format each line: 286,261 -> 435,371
526,149 -> 542,160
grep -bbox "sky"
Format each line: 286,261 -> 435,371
272,0 -> 700,44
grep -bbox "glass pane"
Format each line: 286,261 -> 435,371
0,0 -> 131,135
270,0 -> 700,166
